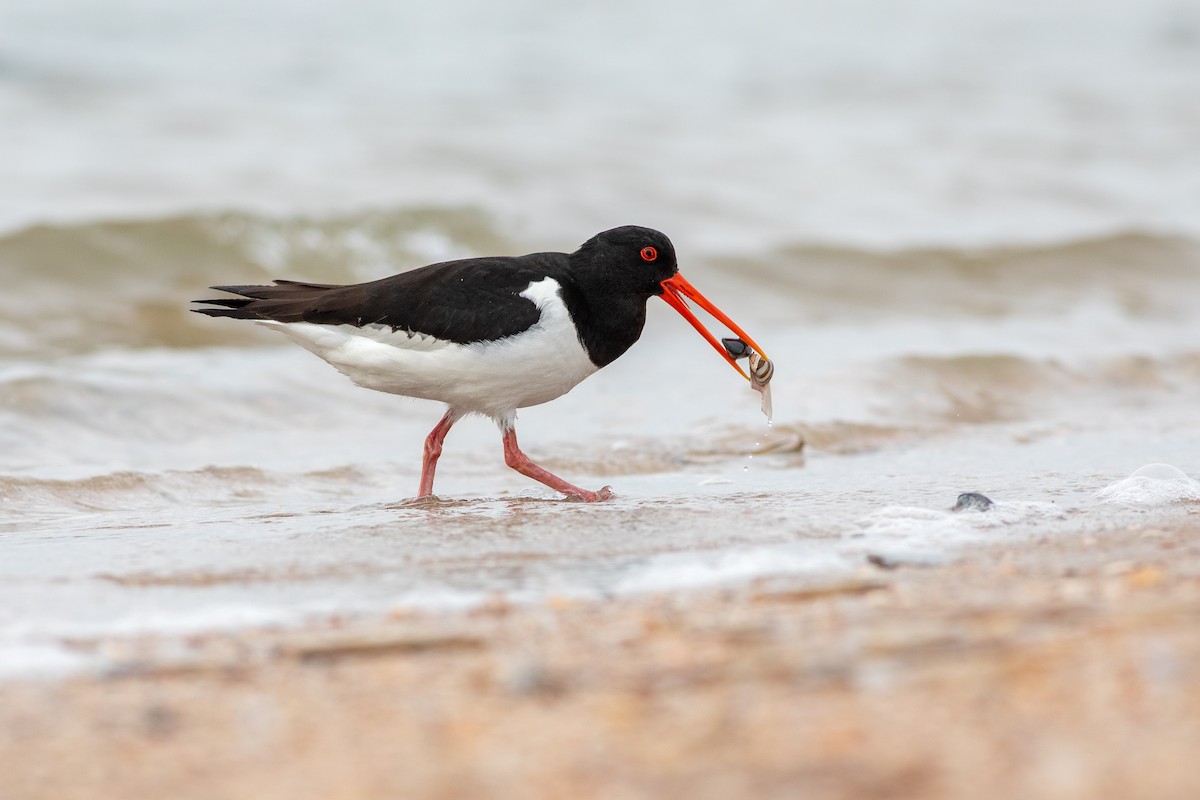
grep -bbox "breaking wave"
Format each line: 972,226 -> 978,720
1,207 -> 1197,357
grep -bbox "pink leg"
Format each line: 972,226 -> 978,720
502,427 -> 613,502
417,409 -> 458,498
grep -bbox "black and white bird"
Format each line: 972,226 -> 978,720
193,225 -> 767,502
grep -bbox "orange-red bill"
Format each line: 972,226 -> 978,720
658,272 -> 768,381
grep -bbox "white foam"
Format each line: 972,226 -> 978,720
0,642 -> 100,680
847,501 -> 1070,568
859,506 -> 972,539
1095,464 -> 1200,506
0,591 -> 494,681
612,546 -> 849,594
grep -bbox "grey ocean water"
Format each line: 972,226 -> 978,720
2,0 -> 1200,675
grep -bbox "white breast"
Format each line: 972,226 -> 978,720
257,277 -> 599,423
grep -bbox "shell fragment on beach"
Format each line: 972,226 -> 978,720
722,337 -> 774,421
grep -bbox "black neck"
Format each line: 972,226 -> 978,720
557,277 -> 652,368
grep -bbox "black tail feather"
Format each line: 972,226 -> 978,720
192,280 -> 345,323
191,306 -> 259,319
271,279 -> 341,290
193,297 -> 253,309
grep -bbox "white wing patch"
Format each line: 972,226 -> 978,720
256,277 -> 598,421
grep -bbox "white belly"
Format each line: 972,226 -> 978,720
257,277 -> 599,422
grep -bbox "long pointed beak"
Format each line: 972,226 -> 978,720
659,272 -> 769,381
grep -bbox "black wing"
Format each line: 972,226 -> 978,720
193,253 -> 571,345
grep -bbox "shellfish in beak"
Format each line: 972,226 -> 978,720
659,273 -> 773,420
723,338 -> 774,421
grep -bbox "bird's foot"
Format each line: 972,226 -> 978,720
564,485 -> 615,503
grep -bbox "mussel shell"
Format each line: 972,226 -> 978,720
722,337 -> 751,360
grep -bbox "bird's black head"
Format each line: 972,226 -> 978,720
572,225 -> 678,297
571,224 -> 770,382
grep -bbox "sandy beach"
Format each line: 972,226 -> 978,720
5,515 -> 1198,800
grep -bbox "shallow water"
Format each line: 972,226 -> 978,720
2,0 -> 1200,676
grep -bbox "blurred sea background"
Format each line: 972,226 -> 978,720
1,0 -> 1199,676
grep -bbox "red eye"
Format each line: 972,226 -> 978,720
640,246 -> 658,262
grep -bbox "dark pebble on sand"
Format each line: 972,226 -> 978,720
952,492 -> 994,512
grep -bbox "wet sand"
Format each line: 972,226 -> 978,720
4,516 -> 1199,800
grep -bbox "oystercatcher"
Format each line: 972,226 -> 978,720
194,226 -> 768,502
